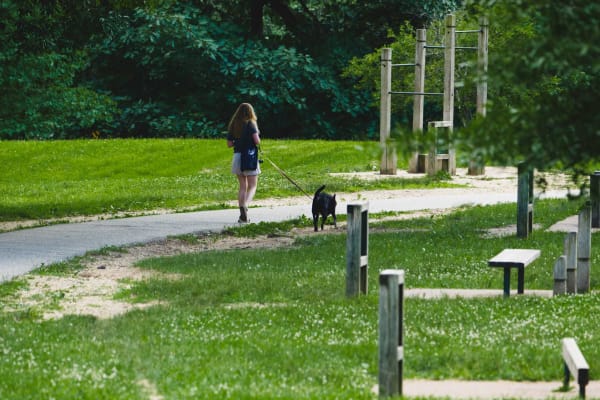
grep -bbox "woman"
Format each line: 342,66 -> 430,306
227,103 -> 261,223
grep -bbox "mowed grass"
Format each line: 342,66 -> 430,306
0,139 -> 457,221
1,198 -> 598,399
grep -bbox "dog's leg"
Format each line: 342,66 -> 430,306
321,214 -> 325,230
333,212 -> 337,228
313,214 -> 318,231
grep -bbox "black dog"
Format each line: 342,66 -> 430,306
312,185 -> 337,231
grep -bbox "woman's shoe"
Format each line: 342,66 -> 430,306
238,206 -> 248,223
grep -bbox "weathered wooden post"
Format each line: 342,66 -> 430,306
468,16 -> 489,176
577,204 -> 592,293
380,48 -> 396,175
378,269 -> 404,398
553,255 -> 567,296
346,202 -> 369,297
564,232 -> 578,294
408,29 -> 427,173
517,162 -> 534,238
443,14 -> 456,175
591,171 -> 600,228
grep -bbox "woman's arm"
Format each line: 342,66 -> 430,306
251,133 -> 260,146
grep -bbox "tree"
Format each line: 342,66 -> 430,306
0,1 -> 116,139
1,0 -> 464,139
87,4 -> 356,138
459,0 -> 600,178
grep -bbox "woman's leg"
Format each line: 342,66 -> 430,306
236,174 -> 248,222
237,174 -> 248,207
245,175 -> 258,206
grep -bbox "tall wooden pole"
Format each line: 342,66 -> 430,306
443,14 -> 456,175
476,16 -> 489,118
468,16 -> 489,175
408,29 -> 427,173
380,48 -> 397,175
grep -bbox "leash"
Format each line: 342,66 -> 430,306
260,149 -> 313,199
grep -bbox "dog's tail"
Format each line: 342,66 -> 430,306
314,185 -> 326,197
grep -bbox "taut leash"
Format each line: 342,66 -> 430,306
260,150 -> 312,200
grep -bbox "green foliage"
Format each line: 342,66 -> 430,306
0,1 -> 464,140
458,0 -> 600,174
0,1 -> 117,139
343,22 -> 434,125
88,4 -> 372,138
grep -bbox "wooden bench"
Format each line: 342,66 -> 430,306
562,338 -> 589,398
488,249 -> 541,297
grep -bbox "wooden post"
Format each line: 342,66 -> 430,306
378,269 -> 404,398
468,16 -> 489,176
346,202 -> 369,297
409,29 -> 427,173
553,255 -> 567,296
443,14 -> 456,175
517,162 -> 533,238
564,232 -> 578,294
577,204 -> 591,293
380,48 -> 396,175
591,171 -> 600,228
477,16 -> 489,118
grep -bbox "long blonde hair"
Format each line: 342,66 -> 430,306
227,103 -> 257,139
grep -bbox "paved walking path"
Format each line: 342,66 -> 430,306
402,379 -> 600,399
0,188 -> 568,282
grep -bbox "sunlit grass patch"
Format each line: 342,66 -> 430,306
0,138 -> 461,221
407,294 -> 600,380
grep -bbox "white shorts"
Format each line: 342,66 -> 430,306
231,152 -> 261,176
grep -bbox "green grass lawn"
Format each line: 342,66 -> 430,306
0,198 -> 598,399
0,139 -> 457,221
1,139 -> 598,399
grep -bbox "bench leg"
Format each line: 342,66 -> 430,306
563,362 -> 570,390
517,267 -> 525,294
503,268 -> 511,297
564,362 -> 587,399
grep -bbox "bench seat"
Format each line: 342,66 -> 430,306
562,337 -> 589,398
488,249 -> 541,297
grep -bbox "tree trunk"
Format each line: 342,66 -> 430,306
250,0 -> 266,37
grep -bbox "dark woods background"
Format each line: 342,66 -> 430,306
0,0 -> 461,140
